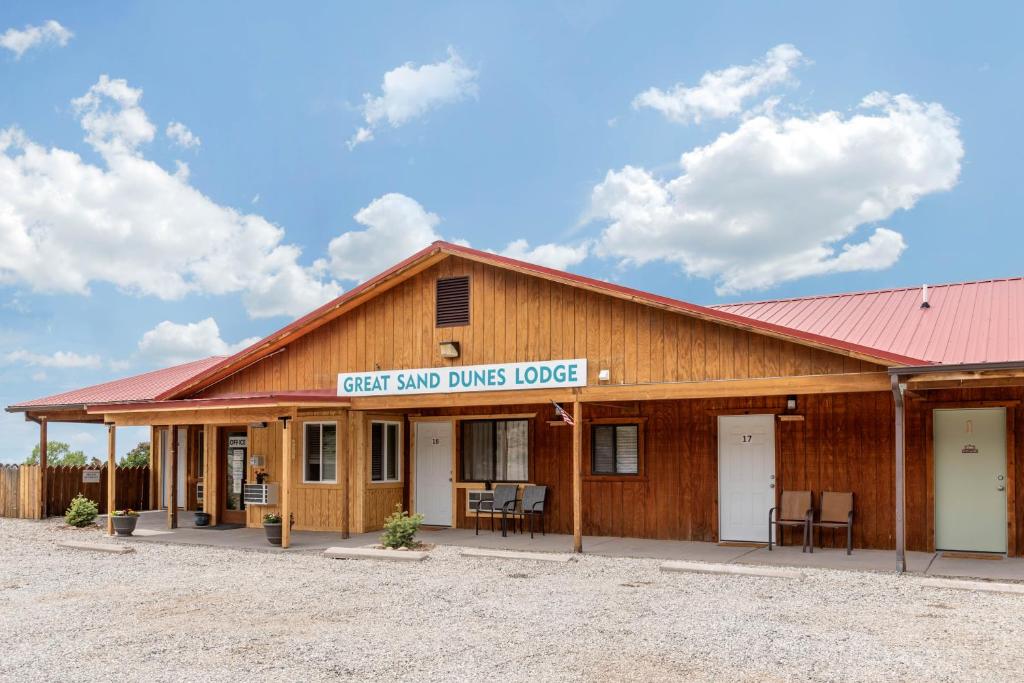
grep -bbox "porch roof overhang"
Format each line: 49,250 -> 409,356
889,360 -> 1024,391
85,390 -> 351,426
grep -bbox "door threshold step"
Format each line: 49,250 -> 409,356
940,551 -> 1004,561
718,542 -> 767,548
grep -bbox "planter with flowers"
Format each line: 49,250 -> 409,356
262,512 -> 294,546
111,509 -> 140,536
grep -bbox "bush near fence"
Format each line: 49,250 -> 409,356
0,464 -> 150,519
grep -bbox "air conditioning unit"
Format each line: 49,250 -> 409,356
242,483 -> 279,506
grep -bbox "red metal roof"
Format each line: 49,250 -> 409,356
84,389 -> 350,414
714,278 -> 1024,365
8,356 -> 225,410
161,241 -> 927,398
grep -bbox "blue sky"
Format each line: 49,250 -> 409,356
0,1 -> 1021,462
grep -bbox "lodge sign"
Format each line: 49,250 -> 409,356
338,359 -> 588,397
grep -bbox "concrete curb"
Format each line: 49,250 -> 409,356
324,547 -> 428,562
461,548 -> 574,563
57,541 -> 133,555
921,578 -> 1024,594
661,560 -> 802,579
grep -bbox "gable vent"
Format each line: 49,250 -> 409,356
436,276 -> 470,327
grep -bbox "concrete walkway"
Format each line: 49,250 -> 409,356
107,510 -> 1024,580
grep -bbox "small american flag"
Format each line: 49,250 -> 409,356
552,400 -> 575,426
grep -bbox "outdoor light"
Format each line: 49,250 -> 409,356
439,341 -> 461,359
249,422 -> 268,429
786,396 -> 797,411
598,369 -> 611,382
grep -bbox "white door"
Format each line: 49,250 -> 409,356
161,427 -> 187,509
718,414 -> 776,542
415,422 -> 453,526
934,408 -> 1007,553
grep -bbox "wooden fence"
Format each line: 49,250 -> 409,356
0,464 -> 150,519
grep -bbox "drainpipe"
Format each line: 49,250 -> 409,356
891,374 -> 906,574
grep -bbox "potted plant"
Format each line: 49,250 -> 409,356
194,510 -> 211,527
110,509 -> 140,536
262,513 -> 295,545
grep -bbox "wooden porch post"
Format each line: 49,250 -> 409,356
167,427 -> 178,529
106,424 -> 116,535
891,375 -> 906,573
281,416 -> 292,549
572,399 -> 583,553
38,417 -> 47,518
341,409 -> 350,540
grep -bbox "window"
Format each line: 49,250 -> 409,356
371,421 -> 401,482
461,419 -> 529,482
591,424 -> 639,475
196,431 -> 204,478
304,422 -> 338,483
436,276 -> 470,327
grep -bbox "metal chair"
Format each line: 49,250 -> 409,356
768,490 -> 812,552
475,484 -> 519,536
520,485 -> 547,538
810,492 -> 854,555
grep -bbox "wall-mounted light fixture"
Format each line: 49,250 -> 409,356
598,369 -> 611,382
249,422 -> 268,429
439,341 -> 461,359
786,395 -> 797,411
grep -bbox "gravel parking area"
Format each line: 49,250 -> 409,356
2,517 -> 1023,682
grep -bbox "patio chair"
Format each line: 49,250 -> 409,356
475,484 -> 519,536
768,490 -> 812,552
810,492 -> 854,555
520,485 -> 547,539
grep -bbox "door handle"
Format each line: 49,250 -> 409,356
997,485 -> 1006,492
769,483 -> 776,489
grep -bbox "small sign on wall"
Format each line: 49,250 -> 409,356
82,470 -> 100,483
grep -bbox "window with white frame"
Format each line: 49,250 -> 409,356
304,422 -> 338,483
371,421 -> 401,482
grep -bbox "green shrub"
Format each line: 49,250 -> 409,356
65,494 -> 98,528
380,503 -> 424,549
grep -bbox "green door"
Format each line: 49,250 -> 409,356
934,408 -> 1007,553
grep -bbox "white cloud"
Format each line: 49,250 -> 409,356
348,47 -> 478,148
633,44 -> 806,125
589,92 -> 962,294
327,193 -> 443,282
3,349 -> 101,368
137,318 -> 260,366
498,239 -> 589,271
0,75 -> 342,319
0,20 -> 72,59
166,121 -> 201,149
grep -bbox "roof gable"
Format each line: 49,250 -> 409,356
163,242 -> 925,399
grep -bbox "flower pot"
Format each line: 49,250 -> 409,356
264,522 -> 282,545
111,515 -> 139,537
194,512 -> 211,527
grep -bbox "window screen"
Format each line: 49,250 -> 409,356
591,424 -> 639,475
371,421 -> 401,482
304,423 -> 337,483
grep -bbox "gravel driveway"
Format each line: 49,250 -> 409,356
2,517 -> 1022,682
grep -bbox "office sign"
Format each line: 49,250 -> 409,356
338,359 -> 587,397
82,469 -> 101,484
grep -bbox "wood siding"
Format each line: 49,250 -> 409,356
424,394 -> 898,550
196,256 -> 881,399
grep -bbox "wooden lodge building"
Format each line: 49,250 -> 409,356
8,242 -> 1024,571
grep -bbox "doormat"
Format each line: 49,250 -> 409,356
718,541 -> 767,548
941,551 -> 1004,561
197,523 -> 245,531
